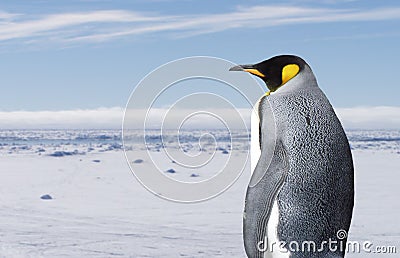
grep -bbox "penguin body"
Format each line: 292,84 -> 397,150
230,56 -> 354,258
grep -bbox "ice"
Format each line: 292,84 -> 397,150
0,151 -> 248,257
166,168 -> 176,173
40,194 -> 53,200
0,129 -> 399,257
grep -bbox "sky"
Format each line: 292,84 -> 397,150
0,0 -> 399,129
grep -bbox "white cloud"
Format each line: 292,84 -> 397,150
125,108 -> 252,130
0,10 -> 168,41
0,5 -> 400,44
0,107 -> 124,129
335,106 -> 400,130
0,11 -> 20,20
0,106 -> 399,130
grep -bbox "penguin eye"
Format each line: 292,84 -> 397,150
281,64 -> 300,85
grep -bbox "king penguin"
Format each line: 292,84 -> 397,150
230,55 -> 354,258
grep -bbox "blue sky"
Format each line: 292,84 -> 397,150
0,0 -> 399,128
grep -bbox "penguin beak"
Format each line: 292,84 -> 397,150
229,64 -> 265,78
229,64 -> 253,71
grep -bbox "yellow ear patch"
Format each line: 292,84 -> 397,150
282,64 -> 300,85
244,69 -> 265,78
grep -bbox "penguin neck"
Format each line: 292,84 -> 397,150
272,65 -> 318,95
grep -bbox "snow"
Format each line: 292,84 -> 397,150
0,151 -> 248,257
348,150 -> 400,257
0,129 -> 399,257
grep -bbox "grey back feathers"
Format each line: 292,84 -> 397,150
243,62 -> 354,257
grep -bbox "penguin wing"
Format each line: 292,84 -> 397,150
243,140 -> 289,258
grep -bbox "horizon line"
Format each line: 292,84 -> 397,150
0,106 -> 399,130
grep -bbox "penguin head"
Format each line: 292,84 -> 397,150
230,55 -> 309,94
